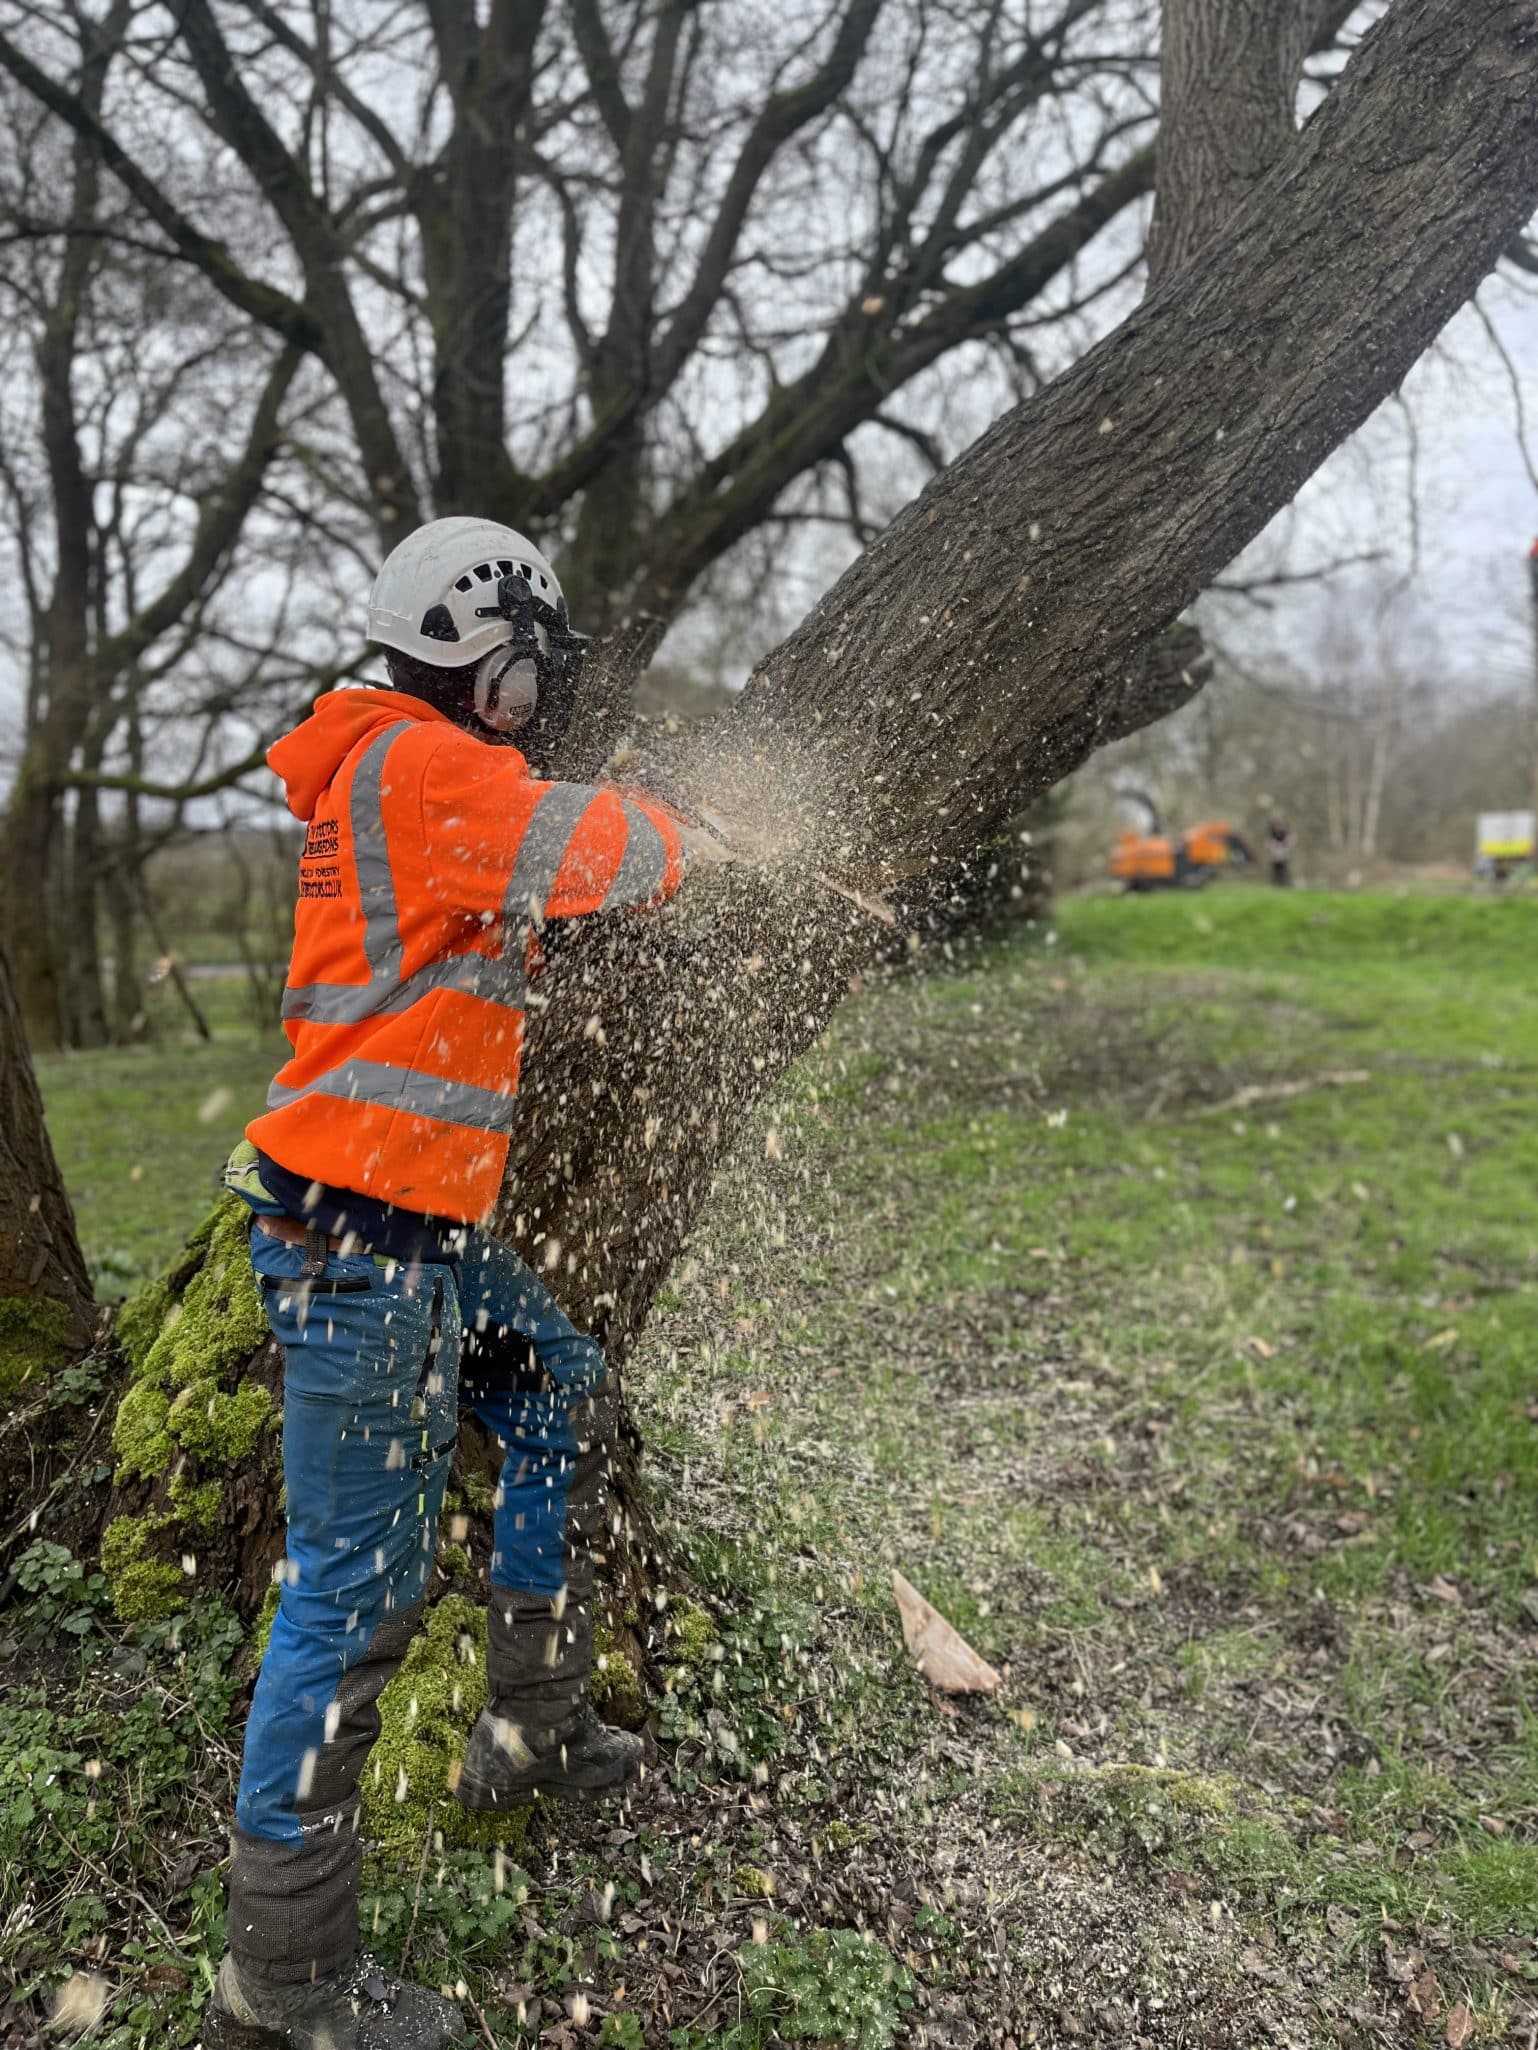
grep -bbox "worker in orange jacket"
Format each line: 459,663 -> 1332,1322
207,518 -> 720,2050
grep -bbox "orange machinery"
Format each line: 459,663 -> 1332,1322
1109,790 -> 1255,891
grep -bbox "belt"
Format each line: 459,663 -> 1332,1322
252,1211 -> 353,1280
253,1213 -> 350,1253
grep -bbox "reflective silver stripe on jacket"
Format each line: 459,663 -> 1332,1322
266,1058 -> 519,1134
353,721 -> 407,982
601,800 -> 668,911
283,721 -> 413,1025
499,782 -> 598,924
278,725 -> 670,1046
283,951 -> 512,1026
280,721 -> 518,1026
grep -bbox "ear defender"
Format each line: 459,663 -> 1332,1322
473,645 -> 539,733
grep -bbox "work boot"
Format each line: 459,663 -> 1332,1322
202,1951 -> 463,2050
454,1702 -> 642,1808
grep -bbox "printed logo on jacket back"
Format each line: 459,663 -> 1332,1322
300,816 -> 343,900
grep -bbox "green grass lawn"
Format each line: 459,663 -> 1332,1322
632,884 -> 1538,2038
12,886 -> 1538,2045
35,978 -> 284,1295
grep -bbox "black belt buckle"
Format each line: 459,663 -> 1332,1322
302,1221 -> 329,1280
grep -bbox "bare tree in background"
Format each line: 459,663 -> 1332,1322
0,14 -> 342,1046
0,2 -> 1188,687
3,0 -> 1400,1046
12,3 -> 1531,1035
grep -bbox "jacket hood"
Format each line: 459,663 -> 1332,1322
266,687 -> 453,823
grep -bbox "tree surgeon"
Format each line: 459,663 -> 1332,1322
207,517 -> 722,2050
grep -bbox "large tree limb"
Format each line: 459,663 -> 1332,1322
418,0 -> 547,513
1149,0 -> 1361,287
501,0 -> 1538,1360
567,0 -> 634,154
719,0 -> 1538,875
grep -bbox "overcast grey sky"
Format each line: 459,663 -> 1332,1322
1226,270 -> 1538,702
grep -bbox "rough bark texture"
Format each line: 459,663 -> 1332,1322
0,935 -> 94,1357
1148,0 -> 1353,287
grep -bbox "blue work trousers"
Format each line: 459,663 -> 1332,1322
235,1226 -> 612,1850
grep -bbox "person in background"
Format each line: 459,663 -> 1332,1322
1267,819 -> 1296,887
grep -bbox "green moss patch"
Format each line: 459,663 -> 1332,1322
591,1618 -> 645,1723
0,1295 -> 75,1402
362,1596 -> 530,1867
101,1516 -> 186,1624
111,1200 -> 271,1484
99,1198 -> 277,1623
665,1595 -> 715,1665
167,1476 -> 222,1534
114,1277 -> 174,1375
251,1579 -> 282,1661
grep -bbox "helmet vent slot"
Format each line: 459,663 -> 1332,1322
473,562 -> 494,582
454,575 -> 473,592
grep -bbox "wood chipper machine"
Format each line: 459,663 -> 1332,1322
1109,788 -> 1256,891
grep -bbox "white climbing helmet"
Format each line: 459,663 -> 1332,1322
367,516 -> 567,667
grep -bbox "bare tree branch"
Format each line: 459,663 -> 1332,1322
0,24 -> 322,353
173,0 -> 420,536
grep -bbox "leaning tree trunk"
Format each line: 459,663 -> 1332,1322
7,0 -> 1538,1648
0,933 -> 95,1383
504,0 -> 1538,1351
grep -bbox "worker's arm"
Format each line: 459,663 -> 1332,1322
533,780 -> 685,920
419,734 -> 684,925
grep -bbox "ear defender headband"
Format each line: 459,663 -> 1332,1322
471,571 -> 588,739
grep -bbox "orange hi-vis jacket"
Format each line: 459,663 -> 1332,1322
248,687 -> 684,1223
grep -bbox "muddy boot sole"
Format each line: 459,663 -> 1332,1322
201,1955 -> 466,2050
203,2009 -> 470,2050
